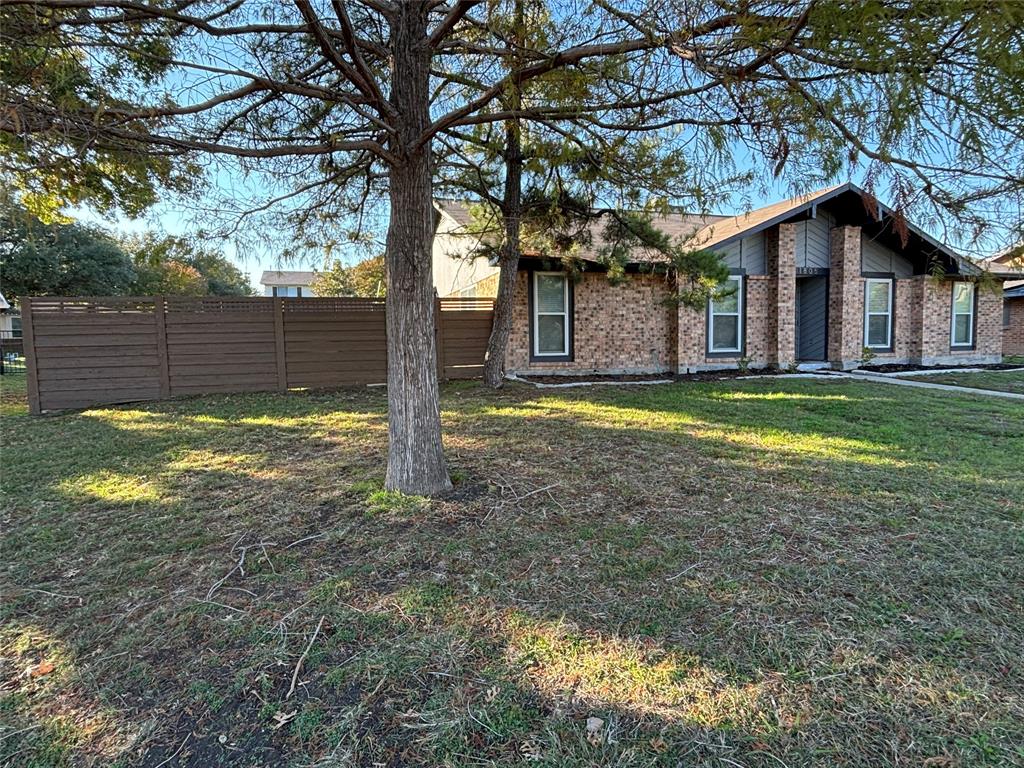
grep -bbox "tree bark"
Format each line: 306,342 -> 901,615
483,0 -> 524,389
482,132 -> 522,388
384,2 -> 452,495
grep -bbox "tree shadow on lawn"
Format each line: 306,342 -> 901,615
2,379 -> 1023,766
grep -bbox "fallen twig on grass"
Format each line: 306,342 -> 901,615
286,615 -> 325,700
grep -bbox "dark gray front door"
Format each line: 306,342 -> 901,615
796,276 -> 828,361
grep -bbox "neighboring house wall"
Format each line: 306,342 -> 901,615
263,285 -> 316,297
432,211 -> 500,297
1004,297 -> 1024,356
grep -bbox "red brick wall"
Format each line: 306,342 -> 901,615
1005,297 -> 1024,356
675,276 -> 773,372
828,226 -> 864,368
917,279 -> 1002,364
505,270 -> 675,374
765,223 -> 797,367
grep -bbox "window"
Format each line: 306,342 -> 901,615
708,275 -> 743,354
863,278 -> 893,349
951,282 -> 975,347
531,272 -> 571,359
272,286 -> 303,297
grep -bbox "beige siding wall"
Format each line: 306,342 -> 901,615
431,212 -> 500,297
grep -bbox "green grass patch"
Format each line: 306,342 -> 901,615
1,377 -> 1022,766
903,368 -> 1024,394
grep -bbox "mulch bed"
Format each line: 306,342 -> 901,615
858,362 -> 1022,373
515,368 -> 794,385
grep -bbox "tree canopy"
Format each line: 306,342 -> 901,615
0,201 -> 252,301
311,255 -> 386,297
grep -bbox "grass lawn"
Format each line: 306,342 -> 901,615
2,372 -> 1023,767
902,369 -> 1024,395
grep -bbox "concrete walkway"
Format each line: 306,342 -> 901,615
835,371 -> 1024,401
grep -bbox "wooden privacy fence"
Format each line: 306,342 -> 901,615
22,295 -> 495,414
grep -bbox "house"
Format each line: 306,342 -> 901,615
0,291 -> 19,337
432,183 -> 1012,375
990,250 -> 1024,356
260,270 -> 318,297
432,201 -> 500,298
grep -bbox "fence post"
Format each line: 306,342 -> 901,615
21,297 -> 41,414
154,296 -> 170,399
435,293 -> 446,382
274,297 -> 287,391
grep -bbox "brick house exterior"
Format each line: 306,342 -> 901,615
434,185 -> 1012,376
1004,289 -> 1024,356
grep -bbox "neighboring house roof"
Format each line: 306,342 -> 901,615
435,199 -> 475,229
260,270 -> 317,287
434,198 -> 727,264
1005,283 -> 1024,298
0,292 -> 9,312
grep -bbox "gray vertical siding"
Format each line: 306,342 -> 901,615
862,234 -> 914,276
794,209 -> 834,269
714,232 -> 765,274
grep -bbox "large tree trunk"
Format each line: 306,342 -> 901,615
483,10 -> 524,390
384,2 -> 452,495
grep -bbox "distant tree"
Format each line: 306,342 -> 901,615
310,260 -> 356,297
123,233 -> 253,296
349,255 -> 386,298
0,199 -> 135,300
131,257 -> 207,296
311,255 -> 385,297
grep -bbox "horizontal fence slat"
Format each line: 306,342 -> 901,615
37,366 -> 160,381
168,373 -> 277,387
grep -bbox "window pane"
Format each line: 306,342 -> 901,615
953,314 -> 971,344
536,274 -> 565,313
712,316 -> 739,350
537,315 -> 566,354
953,283 -> 973,313
867,281 -> 890,312
712,281 -> 739,313
867,314 -> 889,346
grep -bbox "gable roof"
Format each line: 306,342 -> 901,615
435,185 -> 998,276
0,292 -> 9,312
260,270 -> 317,287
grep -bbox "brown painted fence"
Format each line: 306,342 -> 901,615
22,295 -> 494,414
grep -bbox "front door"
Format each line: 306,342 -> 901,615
795,276 -> 828,361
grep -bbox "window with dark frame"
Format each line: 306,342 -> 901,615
532,272 -> 571,358
951,282 -> 975,347
863,278 -> 893,349
708,276 -> 743,354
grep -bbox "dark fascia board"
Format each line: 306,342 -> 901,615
1005,285 -> 1024,299
517,255 -> 669,274
707,182 -> 977,275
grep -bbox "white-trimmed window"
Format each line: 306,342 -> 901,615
951,282 -> 975,347
272,286 -> 303,297
708,275 -> 743,354
532,272 -> 570,358
863,278 -> 893,349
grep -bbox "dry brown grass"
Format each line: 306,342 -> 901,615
1,374 -> 1022,766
